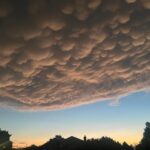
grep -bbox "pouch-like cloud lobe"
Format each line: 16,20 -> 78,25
0,0 -> 150,110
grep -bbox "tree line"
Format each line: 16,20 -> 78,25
1,122 -> 150,150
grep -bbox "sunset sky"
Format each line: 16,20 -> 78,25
0,0 -> 150,148
0,91 -> 150,147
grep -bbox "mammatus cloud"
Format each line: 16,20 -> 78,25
0,0 -> 150,110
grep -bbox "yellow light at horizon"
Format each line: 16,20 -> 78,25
12,130 -> 142,148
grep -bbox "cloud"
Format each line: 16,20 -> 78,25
0,0 -> 150,111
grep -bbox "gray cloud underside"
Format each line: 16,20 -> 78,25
0,0 -> 150,110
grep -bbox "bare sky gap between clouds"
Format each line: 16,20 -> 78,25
0,0 -> 150,111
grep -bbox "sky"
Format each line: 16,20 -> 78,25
0,91 -> 150,147
0,0 -> 150,148
0,0 -> 150,110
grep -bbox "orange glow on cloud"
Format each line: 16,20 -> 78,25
0,0 -> 150,111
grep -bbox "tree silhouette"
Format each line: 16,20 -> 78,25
0,129 -> 12,150
140,122 -> 150,150
122,142 -> 133,150
1,122 -> 150,150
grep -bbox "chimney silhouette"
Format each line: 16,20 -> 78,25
84,135 -> 87,142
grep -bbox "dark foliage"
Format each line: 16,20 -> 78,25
136,122 -> 150,150
0,129 -> 12,150
1,122 -> 150,150
22,136 -> 133,150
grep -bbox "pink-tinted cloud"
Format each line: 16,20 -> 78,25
0,0 -> 150,110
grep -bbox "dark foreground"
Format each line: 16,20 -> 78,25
0,122 -> 150,150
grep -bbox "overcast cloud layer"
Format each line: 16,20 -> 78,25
0,0 -> 150,110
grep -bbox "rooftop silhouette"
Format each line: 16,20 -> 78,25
1,122 -> 149,150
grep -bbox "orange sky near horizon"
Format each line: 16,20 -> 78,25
1,92 -> 149,149
12,130 -> 142,148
